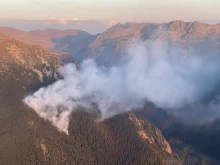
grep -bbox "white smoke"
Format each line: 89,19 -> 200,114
24,42 -> 220,134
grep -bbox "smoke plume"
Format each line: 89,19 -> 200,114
24,42 -> 220,134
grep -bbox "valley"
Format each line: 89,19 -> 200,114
0,20 -> 219,165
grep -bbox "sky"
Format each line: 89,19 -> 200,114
0,0 -> 219,22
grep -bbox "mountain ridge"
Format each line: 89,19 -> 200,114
0,31 -> 180,165
0,27 -> 92,50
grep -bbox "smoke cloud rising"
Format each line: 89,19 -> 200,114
24,42 -> 220,134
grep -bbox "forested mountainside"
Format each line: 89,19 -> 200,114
0,32 -> 180,164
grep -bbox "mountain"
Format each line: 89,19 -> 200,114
86,20 -> 220,65
0,31 -> 63,89
0,32 -> 180,164
0,32 -> 63,164
3,21 -> 219,66
0,27 -> 93,49
0,27 -> 95,64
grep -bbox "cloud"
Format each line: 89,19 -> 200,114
106,20 -> 118,26
59,18 -> 68,24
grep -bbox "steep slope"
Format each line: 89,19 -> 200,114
17,109 -> 180,165
0,32 -> 64,164
135,102 -> 220,165
0,32 -> 62,85
0,33 -> 180,164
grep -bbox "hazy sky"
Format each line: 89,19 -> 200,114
0,0 -> 219,22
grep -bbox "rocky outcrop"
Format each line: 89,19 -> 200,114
129,113 -> 172,154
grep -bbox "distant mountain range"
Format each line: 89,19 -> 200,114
0,19 -> 112,34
